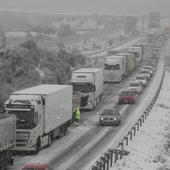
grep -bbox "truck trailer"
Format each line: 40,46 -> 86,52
128,46 -> 143,66
71,68 -> 103,110
104,55 -> 127,83
117,52 -> 136,74
4,84 -> 72,153
0,114 -> 16,170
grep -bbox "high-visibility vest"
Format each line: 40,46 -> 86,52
75,109 -> 80,120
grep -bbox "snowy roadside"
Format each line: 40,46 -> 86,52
111,69 -> 170,170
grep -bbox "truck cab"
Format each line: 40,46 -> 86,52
128,46 -> 143,66
71,68 -> 103,110
104,55 -> 127,82
4,85 -> 72,153
4,95 -> 45,152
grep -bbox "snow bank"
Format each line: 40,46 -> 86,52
111,70 -> 170,170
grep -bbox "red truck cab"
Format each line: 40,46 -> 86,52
21,163 -> 52,170
119,90 -> 137,104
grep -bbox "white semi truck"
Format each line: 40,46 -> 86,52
71,68 -> 103,110
104,55 -> 127,82
0,114 -> 16,170
4,85 -> 72,153
128,45 -> 143,65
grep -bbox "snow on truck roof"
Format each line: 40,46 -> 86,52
12,84 -> 71,95
74,68 -> 102,73
0,114 -> 12,119
105,55 -> 126,59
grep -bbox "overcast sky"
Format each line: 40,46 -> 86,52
0,0 -> 170,16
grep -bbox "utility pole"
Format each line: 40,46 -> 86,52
142,14 -> 145,34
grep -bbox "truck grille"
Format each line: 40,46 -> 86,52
80,96 -> 89,107
16,132 -> 29,147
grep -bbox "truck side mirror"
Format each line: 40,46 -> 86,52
92,85 -> 96,92
41,97 -> 45,105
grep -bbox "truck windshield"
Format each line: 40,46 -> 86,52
141,71 -> 149,74
130,83 -> 140,87
7,109 -> 35,129
136,77 -> 145,80
105,64 -> 120,70
130,52 -> 139,59
73,83 -> 93,93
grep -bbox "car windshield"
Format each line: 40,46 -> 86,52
141,71 -> 149,74
143,66 -> 152,69
120,91 -> 134,96
105,64 -> 120,70
7,109 -> 36,129
101,109 -> 118,115
130,83 -> 140,87
136,77 -> 145,80
73,83 -> 93,93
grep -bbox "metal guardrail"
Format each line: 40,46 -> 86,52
89,59 -> 165,170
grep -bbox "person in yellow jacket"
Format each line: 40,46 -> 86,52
75,107 -> 81,125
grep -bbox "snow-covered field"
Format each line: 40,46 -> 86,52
111,69 -> 170,170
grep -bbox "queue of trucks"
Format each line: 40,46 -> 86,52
104,44 -> 143,83
0,38 -> 157,169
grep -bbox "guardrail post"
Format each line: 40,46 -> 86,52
108,149 -> 113,167
96,160 -> 102,170
139,118 -> 142,126
132,126 -> 136,136
104,153 -> 110,170
136,122 -> 139,131
101,156 -> 106,170
141,115 -> 145,122
148,105 -> 151,112
124,136 -> 128,146
119,142 -> 124,150
144,111 -> 147,119
128,131 -> 132,140
114,152 -> 118,163
119,142 -> 124,159
146,108 -> 149,115
91,165 -> 98,170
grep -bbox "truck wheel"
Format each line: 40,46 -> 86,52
35,137 -> 41,154
97,97 -> 100,104
47,134 -> 52,147
63,124 -> 68,135
0,154 -> 8,170
94,100 -> 97,108
90,103 -> 94,111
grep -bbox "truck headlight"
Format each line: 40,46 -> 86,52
28,138 -> 36,147
88,101 -> 92,105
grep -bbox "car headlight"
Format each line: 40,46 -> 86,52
114,118 -> 117,120
100,117 -> 104,120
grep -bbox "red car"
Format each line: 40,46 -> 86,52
119,90 -> 137,104
21,163 -> 52,170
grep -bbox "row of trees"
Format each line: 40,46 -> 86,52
31,24 -> 76,37
0,40 -> 85,107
